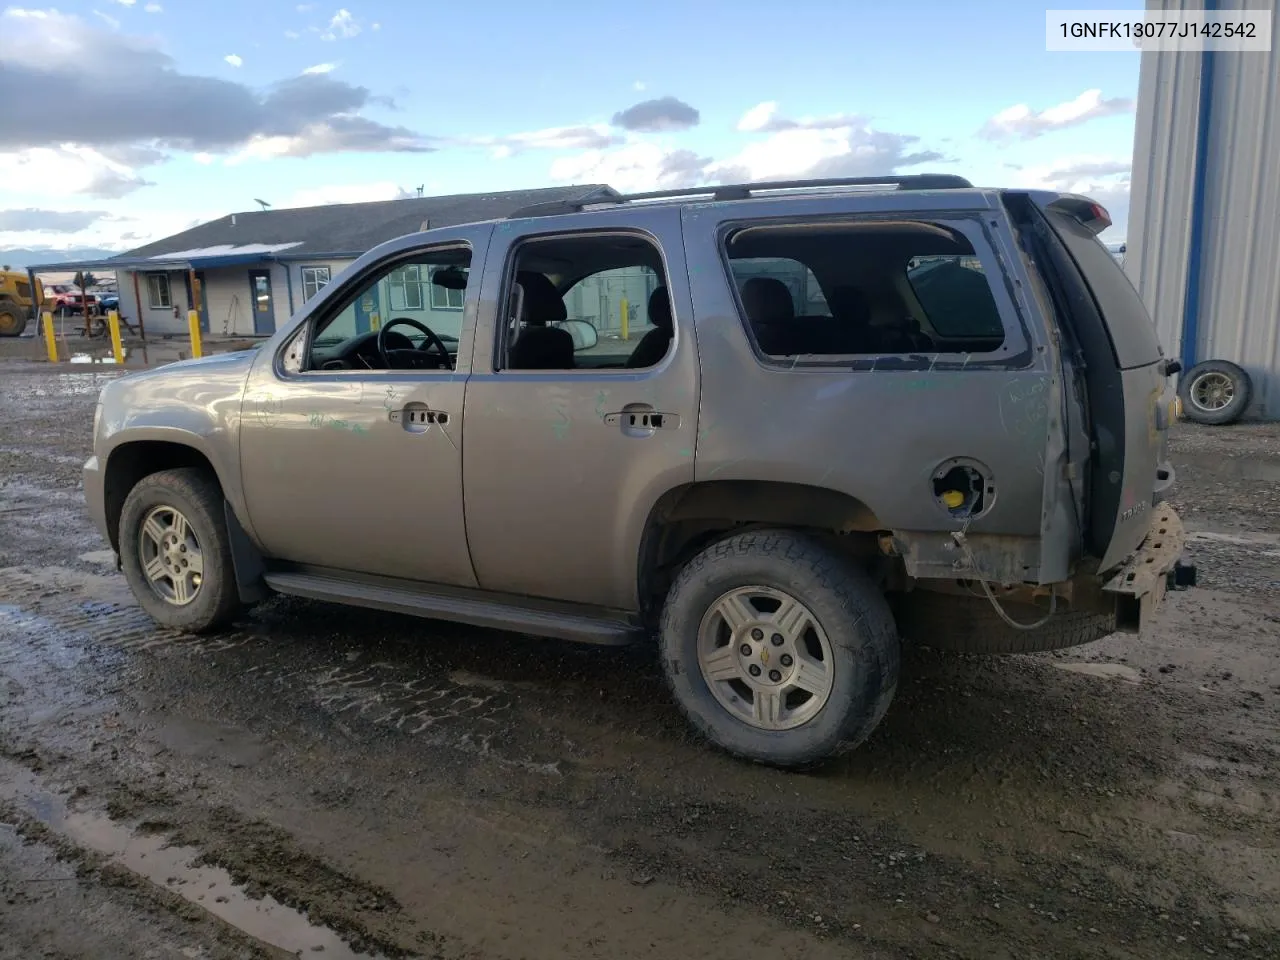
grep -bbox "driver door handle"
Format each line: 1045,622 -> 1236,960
389,407 -> 449,427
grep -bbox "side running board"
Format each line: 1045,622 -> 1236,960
263,569 -> 645,647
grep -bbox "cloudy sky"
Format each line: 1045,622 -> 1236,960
0,0 -> 1140,259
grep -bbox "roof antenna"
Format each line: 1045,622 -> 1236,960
253,198 -> 271,211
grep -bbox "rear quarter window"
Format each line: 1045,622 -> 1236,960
904,256 -> 1004,339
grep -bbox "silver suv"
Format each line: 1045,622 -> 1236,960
84,175 -> 1196,768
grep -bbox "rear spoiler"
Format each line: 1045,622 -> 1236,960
1046,194 -> 1113,236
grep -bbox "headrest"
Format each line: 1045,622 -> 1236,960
515,270 -> 566,325
647,286 -> 673,333
740,276 -> 794,323
827,286 -> 871,324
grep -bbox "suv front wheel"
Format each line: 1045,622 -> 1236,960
659,530 -> 900,768
119,468 -> 242,633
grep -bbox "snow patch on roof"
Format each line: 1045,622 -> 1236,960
148,242 -> 304,260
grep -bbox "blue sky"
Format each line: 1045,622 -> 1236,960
0,0 -> 1143,257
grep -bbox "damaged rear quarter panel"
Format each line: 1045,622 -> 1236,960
681,193 -> 1061,583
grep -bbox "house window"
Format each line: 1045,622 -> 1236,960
429,267 -> 464,310
388,265 -> 424,310
301,266 -> 331,301
146,273 -> 171,309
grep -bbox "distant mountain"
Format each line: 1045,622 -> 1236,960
0,247 -> 121,271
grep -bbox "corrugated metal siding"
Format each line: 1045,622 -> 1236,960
1128,0 -> 1280,418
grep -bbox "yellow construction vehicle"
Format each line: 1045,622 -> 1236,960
0,269 -> 50,337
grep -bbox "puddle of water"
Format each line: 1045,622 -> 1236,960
68,347 -> 153,366
0,760 -> 382,959
1051,661 -> 1142,684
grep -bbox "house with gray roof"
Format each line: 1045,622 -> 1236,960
29,184 -> 610,337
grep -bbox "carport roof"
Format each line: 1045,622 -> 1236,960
26,183 -> 613,273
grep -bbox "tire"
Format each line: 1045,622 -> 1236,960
0,298 -> 23,337
659,529 -> 900,768
118,468 -> 242,633
1178,359 -> 1252,425
894,590 -> 1116,655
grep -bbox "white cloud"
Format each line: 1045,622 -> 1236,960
1009,155 -> 1132,238
462,124 -> 622,157
981,89 -> 1134,141
224,53 -> 242,67
633,80 -> 647,92
371,21 -> 380,30
549,114 -> 942,195
550,142 -> 709,193
296,3 -> 314,10
144,2 -> 162,12
92,9 -> 120,28
321,8 -> 360,40
302,62 -> 337,74
735,101 -> 864,134
0,145 -> 152,199
286,181 -> 412,207
0,204 -> 226,255
737,101 -> 778,133
112,0 -> 135,5
284,29 -> 301,39
222,119 -> 427,164
192,152 -> 214,165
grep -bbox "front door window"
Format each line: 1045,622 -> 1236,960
302,247 -> 471,372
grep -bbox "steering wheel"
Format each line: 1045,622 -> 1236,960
376,318 -> 451,370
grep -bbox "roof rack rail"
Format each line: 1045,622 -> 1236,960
617,174 -> 972,204
505,186 -> 625,220
504,174 -> 973,219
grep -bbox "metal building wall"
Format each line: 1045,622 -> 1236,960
1127,0 -> 1280,419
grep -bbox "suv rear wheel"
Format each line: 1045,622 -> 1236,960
119,468 -> 242,633
659,529 -> 899,768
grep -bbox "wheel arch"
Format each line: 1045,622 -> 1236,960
102,434 -> 228,552
636,479 -> 887,621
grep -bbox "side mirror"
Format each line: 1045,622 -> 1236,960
555,318 -> 598,351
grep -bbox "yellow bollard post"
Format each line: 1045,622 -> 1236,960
106,310 -> 125,365
620,297 -> 629,341
187,309 -> 203,359
41,311 -> 58,363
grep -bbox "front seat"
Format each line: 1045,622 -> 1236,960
508,271 -> 576,370
740,276 -> 795,354
625,286 -> 674,368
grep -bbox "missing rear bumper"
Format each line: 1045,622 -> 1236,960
1102,506 -> 1191,633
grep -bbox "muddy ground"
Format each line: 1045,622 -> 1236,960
0,364 -> 1276,960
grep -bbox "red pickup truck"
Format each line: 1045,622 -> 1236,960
48,283 -> 102,317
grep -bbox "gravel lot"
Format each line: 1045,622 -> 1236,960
0,363 -> 1276,960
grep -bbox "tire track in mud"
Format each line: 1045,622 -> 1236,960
0,565 -> 564,773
